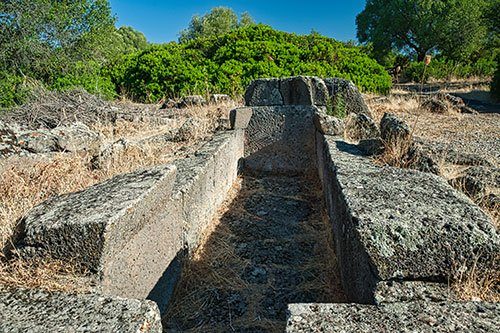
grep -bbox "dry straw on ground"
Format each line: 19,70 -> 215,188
366,90 -> 499,302
0,98 -> 236,292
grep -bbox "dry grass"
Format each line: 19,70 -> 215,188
453,255 -> 500,302
0,257 -> 92,293
0,101 -> 236,292
164,174 -> 345,332
366,90 -> 500,302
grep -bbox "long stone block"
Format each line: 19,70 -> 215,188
16,164 -> 179,299
0,287 -> 161,333
286,302 -> 500,332
172,130 -> 244,251
317,134 -> 500,303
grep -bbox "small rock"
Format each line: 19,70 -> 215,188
17,129 -> 58,153
160,99 -> 177,109
380,113 -> 411,144
52,122 -> 101,154
313,112 -> 345,136
421,98 -> 449,114
344,113 -> 380,141
210,94 -> 232,104
91,138 -> 129,169
358,138 -> 384,156
177,95 -> 207,108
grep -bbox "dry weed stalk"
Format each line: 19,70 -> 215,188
452,254 -> 500,302
0,257 -> 92,293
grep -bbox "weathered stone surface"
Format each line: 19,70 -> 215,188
357,138 -> 384,156
380,112 -> 411,143
172,131 -> 244,251
17,165 -> 177,275
344,113 -> 380,141
51,122 -> 102,153
177,95 -> 206,108
316,135 -> 499,303
91,138 -> 129,169
244,106 -> 317,173
313,112 -> 344,136
244,79 -> 283,106
374,281 -> 455,304
8,122 -> 101,155
230,107 -> 253,130
0,287 -> 161,333
449,166 -> 500,199
17,129 -> 59,153
286,302 -> 500,332
323,78 -> 373,117
0,120 -> 21,156
280,76 -> 329,106
174,118 -> 205,142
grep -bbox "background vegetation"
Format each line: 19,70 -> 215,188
0,1 -> 498,107
357,0 -> 498,83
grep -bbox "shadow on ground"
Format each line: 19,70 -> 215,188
162,173 -> 346,332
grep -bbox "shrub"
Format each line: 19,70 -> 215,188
404,57 -> 497,82
492,64 -> 500,101
109,25 -> 392,102
0,73 -> 31,108
51,61 -> 116,100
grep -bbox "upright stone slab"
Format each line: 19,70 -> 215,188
316,135 -> 499,303
244,106 -> 317,173
286,303 -> 500,333
16,164 -> 179,299
0,287 -> 162,333
244,78 -> 283,106
279,76 -> 329,106
324,78 -> 373,117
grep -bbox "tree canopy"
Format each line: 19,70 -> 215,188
179,7 -> 255,43
0,0 -> 116,78
356,0 -> 489,62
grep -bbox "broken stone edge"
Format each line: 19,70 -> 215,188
0,287 -> 162,333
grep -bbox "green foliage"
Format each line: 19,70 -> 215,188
51,61 -> 116,99
326,92 -> 347,119
0,0 -> 136,106
492,61 -> 500,101
111,25 -> 392,102
0,0 -> 116,78
113,26 -> 149,55
357,0 -> 489,62
0,73 -> 30,107
404,57 -> 497,82
179,7 -> 255,43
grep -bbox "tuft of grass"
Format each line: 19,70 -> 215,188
0,256 -> 93,293
0,101 -> 236,292
452,254 -> 500,302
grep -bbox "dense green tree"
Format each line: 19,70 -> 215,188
356,0 -> 489,62
113,26 -> 149,55
0,0 -> 115,79
111,25 -> 392,102
179,7 -> 255,43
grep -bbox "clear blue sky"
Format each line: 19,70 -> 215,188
109,1 -> 367,43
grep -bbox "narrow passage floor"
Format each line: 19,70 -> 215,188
163,173 -> 346,332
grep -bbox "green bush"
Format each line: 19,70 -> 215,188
404,57 -> 497,82
492,64 -> 500,101
109,25 -> 392,102
0,73 -> 31,108
51,61 -> 117,100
